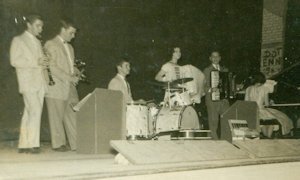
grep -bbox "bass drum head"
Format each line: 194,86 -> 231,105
180,106 -> 200,130
155,107 -> 181,133
155,106 -> 200,133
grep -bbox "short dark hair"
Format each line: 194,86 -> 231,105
252,72 -> 266,84
59,18 -> 75,29
25,14 -> 42,24
116,59 -> 129,68
168,47 -> 180,56
210,50 -> 221,57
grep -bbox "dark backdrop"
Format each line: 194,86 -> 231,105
0,0 -> 263,141
73,0 -> 263,101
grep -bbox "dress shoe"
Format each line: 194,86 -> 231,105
53,145 -> 68,152
18,147 -> 40,154
18,148 -> 29,153
29,147 -> 40,154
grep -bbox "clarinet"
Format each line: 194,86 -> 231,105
40,39 -> 55,86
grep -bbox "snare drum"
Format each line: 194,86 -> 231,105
155,106 -> 200,133
126,105 -> 149,139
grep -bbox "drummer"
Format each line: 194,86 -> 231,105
108,59 -> 146,105
155,47 -> 182,82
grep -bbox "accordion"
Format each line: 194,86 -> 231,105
210,70 -> 236,101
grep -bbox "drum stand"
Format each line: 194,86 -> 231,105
167,81 -> 171,109
165,81 -> 187,109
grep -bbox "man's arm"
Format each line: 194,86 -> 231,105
155,69 -> 167,82
45,41 -> 76,83
108,78 -> 120,91
10,37 -> 40,68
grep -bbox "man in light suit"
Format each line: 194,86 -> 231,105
203,51 -> 230,139
108,60 -> 145,104
108,60 -> 134,104
44,18 -> 79,151
10,14 -> 47,154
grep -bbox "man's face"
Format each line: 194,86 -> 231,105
118,62 -> 131,76
27,19 -> 43,37
62,26 -> 76,42
210,52 -> 221,65
172,47 -> 181,60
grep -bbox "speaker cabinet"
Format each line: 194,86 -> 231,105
77,88 -> 125,154
220,100 -> 258,142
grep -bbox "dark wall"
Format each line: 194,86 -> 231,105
73,0 -> 263,101
0,0 -> 263,141
285,0 -> 300,65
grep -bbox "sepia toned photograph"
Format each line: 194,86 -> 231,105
0,0 -> 299,179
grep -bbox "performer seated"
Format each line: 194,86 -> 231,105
244,72 -> 293,138
108,59 -> 145,105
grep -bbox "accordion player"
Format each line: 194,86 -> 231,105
210,70 -> 237,101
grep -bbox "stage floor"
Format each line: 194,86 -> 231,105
1,141 -> 300,180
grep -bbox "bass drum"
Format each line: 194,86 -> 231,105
155,106 -> 200,133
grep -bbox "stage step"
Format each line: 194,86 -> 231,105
233,139 -> 300,158
110,140 -> 249,164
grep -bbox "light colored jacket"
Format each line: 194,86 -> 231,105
10,31 -> 47,93
108,75 -> 133,103
44,36 -> 75,100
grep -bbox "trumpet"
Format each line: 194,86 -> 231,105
74,59 -> 90,84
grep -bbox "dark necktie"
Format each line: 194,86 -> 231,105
125,79 -> 131,94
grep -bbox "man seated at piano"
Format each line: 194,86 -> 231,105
244,72 -> 293,138
108,59 -> 146,105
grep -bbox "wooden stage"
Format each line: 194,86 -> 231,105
1,139 -> 300,180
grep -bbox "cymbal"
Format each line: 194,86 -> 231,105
162,87 -> 185,91
147,81 -> 168,87
171,77 -> 193,84
147,81 -> 179,88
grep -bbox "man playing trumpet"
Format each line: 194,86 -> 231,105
44,18 -> 79,152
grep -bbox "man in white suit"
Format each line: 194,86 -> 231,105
108,60 -> 145,104
44,18 -> 79,151
10,14 -> 47,154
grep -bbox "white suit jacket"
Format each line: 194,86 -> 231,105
108,74 -> 133,103
44,36 -> 75,100
10,31 -> 47,93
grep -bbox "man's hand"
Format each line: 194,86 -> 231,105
38,56 -> 49,68
70,75 -> 80,86
135,99 -> 146,105
73,67 -> 80,75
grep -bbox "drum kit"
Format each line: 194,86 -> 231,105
126,78 -> 211,140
